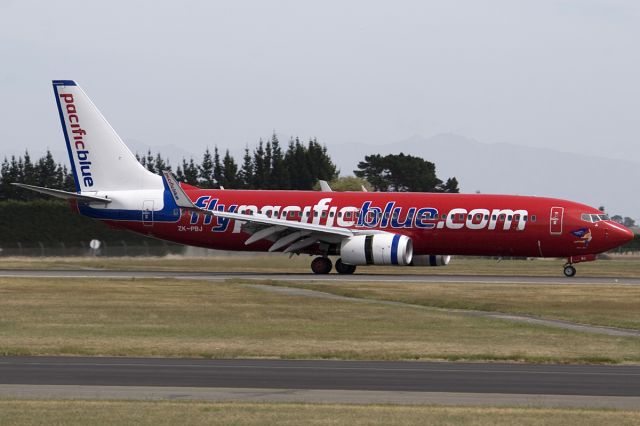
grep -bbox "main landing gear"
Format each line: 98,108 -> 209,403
335,258 -> 357,275
310,257 -> 357,274
311,256 -> 332,274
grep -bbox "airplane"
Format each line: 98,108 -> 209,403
13,80 -> 635,277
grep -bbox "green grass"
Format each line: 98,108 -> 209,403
1,255 -> 640,277
259,280 -> 640,330
0,401 -> 639,426
0,277 -> 639,363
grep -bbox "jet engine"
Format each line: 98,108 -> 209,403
340,234 -> 413,266
410,255 -> 451,267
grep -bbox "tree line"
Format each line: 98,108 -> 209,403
0,135 -> 340,200
0,134 -> 462,201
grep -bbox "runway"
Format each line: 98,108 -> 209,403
1,271 -> 639,408
2,269 -> 639,285
1,357 -> 640,408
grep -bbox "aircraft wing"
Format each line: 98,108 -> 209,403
162,171 -> 358,253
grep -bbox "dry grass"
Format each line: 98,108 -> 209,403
1,255 -> 640,277
0,277 -> 639,363
0,401 -> 639,426
263,280 -> 640,330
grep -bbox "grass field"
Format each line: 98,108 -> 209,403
260,280 -> 640,330
1,255 -> 640,277
0,401 -> 639,425
1,277 -> 639,363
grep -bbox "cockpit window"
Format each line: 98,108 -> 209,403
582,213 -> 610,223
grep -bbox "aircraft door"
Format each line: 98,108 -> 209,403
550,207 -> 563,235
142,200 -> 154,227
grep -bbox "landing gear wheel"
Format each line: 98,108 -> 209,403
563,265 -> 576,278
335,258 -> 356,275
311,256 -> 333,274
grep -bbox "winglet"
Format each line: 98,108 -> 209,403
162,170 -> 195,208
319,180 -> 333,192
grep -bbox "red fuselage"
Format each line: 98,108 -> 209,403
98,190 -> 634,258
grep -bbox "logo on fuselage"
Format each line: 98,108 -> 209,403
189,196 -> 529,233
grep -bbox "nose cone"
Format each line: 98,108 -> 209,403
606,222 -> 635,248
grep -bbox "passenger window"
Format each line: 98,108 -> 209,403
507,215 -> 513,221
484,215 -> 489,220
492,215 -> 497,220
459,214 -> 464,220
499,215 -> 505,220
531,215 -> 536,222
523,215 -> 528,221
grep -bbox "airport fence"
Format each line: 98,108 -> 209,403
0,240 -> 185,257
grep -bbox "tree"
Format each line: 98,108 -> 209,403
220,150 -> 239,188
36,150 -> 58,188
354,153 -> 457,192
145,150 -> 156,173
198,148 -> 216,188
437,177 -> 460,193
270,133 -> 289,189
306,138 -> 339,184
213,146 -> 223,187
353,154 -> 389,191
177,158 -> 199,186
284,138 -> 311,190
283,137 -> 338,190
153,153 -> 170,172
240,146 -> 254,189
252,139 -> 269,189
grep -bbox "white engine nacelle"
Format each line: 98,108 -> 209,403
340,234 -> 413,266
410,255 -> 451,267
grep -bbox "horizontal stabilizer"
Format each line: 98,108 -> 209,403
11,183 -> 111,203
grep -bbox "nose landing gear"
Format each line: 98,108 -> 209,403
562,254 -> 597,277
563,264 -> 576,278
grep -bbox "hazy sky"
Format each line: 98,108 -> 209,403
1,0 -> 639,164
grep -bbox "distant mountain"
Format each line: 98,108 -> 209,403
325,134 -> 640,220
